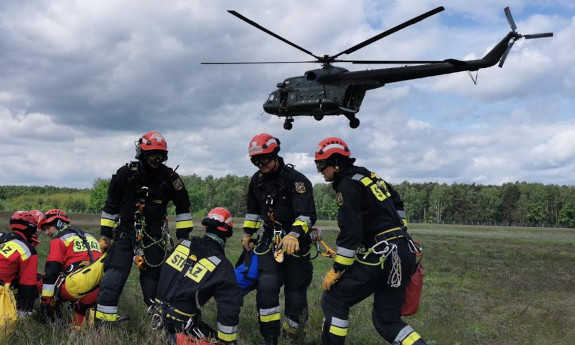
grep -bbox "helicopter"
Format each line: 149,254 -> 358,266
202,7 -> 552,130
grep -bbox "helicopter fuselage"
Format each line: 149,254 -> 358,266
263,66 -> 374,118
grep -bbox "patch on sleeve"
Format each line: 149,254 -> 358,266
295,182 -> 306,194
336,192 -> 344,206
172,177 -> 184,191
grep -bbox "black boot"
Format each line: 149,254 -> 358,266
260,336 -> 278,345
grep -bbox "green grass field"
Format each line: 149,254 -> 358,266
2,212 -> 575,345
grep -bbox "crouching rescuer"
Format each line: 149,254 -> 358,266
151,207 -> 241,345
313,137 -> 427,345
39,209 -> 102,327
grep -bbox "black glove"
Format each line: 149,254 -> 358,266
176,229 -> 190,240
40,297 -> 55,323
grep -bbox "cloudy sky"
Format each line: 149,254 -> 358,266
1,0 -> 573,189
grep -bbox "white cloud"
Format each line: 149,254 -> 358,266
0,1 -> 573,188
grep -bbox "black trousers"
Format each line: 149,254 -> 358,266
321,240 -> 417,345
254,243 -> 313,340
97,228 -> 165,310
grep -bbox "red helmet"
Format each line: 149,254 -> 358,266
248,133 -> 280,157
29,210 -> 44,225
9,211 -> 38,241
202,207 -> 233,238
315,137 -> 351,161
135,131 -> 168,161
39,209 -> 70,230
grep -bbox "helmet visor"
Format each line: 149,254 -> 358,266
315,160 -> 328,172
251,155 -> 273,167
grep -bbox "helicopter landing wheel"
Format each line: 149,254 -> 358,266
283,118 -> 293,130
349,117 -> 360,129
313,110 -> 324,121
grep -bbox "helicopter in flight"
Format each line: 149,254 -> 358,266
203,7 -> 552,130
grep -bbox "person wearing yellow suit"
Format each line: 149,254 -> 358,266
0,211 -> 41,318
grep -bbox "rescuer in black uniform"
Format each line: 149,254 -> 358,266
152,207 -> 240,345
95,131 -> 194,323
313,137 -> 427,345
242,133 -> 316,345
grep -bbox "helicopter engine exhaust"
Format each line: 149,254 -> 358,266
306,71 -> 317,81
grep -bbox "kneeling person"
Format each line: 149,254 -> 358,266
39,209 -> 102,326
153,207 -> 241,344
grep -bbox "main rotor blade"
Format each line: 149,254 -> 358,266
201,61 -> 318,65
228,10 -> 321,60
524,32 -> 553,39
332,6 -> 445,59
504,7 -> 517,31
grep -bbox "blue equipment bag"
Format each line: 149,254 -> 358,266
234,249 -> 259,296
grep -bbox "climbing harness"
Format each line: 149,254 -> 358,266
309,227 -> 336,260
265,195 -> 284,263
134,187 -> 148,271
356,233 -> 402,288
133,187 -> 173,271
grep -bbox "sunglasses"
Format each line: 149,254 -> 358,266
251,155 -> 274,167
315,160 -> 328,171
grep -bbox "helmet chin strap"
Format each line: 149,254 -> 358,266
205,231 -> 225,247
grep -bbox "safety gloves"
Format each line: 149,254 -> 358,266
241,234 -> 255,251
322,268 -> 343,291
99,236 -> 111,253
280,232 -> 300,255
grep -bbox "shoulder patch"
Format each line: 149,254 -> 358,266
294,182 -> 306,194
336,192 -> 344,206
173,177 -> 184,191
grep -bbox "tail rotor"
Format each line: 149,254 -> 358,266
499,6 -> 553,68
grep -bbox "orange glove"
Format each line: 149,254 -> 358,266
280,232 -> 300,255
99,236 -> 111,253
241,234 -> 255,251
322,268 -> 343,291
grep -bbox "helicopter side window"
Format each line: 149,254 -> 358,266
268,94 -> 275,101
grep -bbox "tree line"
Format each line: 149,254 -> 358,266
2,178 -> 575,227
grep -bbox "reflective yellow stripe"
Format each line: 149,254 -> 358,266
334,254 -> 354,266
198,258 -> 216,272
360,177 -> 372,186
100,218 -> 116,228
329,325 -> 348,336
260,313 -> 281,322
218,331 -> 237,342
95,310 -> 117,321
243,220 -> 261,229
176,220 -> 194,229
292,220 -> 309,233
402,332 -> 421,345
41,290 -> 55,297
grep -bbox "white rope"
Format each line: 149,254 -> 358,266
366,240 -> 402,288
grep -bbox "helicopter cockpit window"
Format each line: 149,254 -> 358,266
268,94 -> 275,101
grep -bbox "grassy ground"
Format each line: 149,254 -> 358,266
2,212 -> 574,344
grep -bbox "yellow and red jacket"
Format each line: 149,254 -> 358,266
41,227 -> 102,299
0,232 -> 39,311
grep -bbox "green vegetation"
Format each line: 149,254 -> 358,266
3,179 -> 575,227
2,212 -> 574,345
